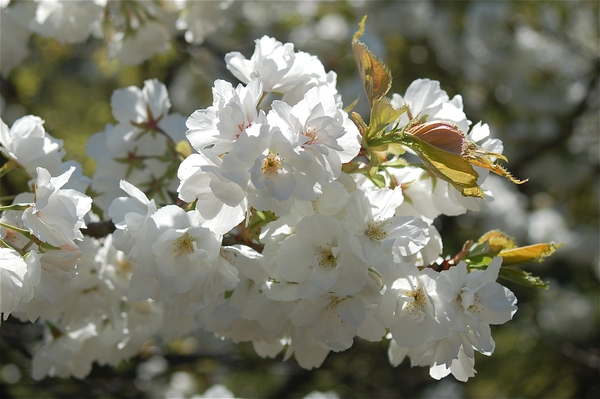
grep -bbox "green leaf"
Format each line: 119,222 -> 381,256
466,241 -> 499,266
366,148 -> 382,176
368,173 -> 386,188
351,111 -> 368,142
381,157 -> 408,168
367,98 -> 406,140
0,159 -> 19,178
498,266 -> 550,289
402,134 -> 483,197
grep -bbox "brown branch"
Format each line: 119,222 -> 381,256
81,220 -> 116,239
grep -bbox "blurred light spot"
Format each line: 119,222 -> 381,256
195,384 -> 236,398
495,85 -> 512,104
304,390 -> 340,399
567,81 -> 587,104
296,0 -> 319,17
317,14 -> 348,42
409,45 -> 428,64
169,371 -> 197,397
528,207 -> 572,244
1,363 -> 21,384
137,355 -> 168,379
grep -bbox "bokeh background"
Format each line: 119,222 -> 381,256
1,1 -> 598,398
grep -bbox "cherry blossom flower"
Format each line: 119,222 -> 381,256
377,264 -> 454,349
22,167 -> 92,252
29,0 -> 105,44
186,78 -> 266,161
0,248 -> 40,320
0,116 -> 64,177
277,214 -> 368,299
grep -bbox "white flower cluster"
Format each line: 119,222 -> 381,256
0,0 -> 234,74
0,36 -> 518,382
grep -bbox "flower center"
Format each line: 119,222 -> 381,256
3,228 -> 18,243
303,125 -> 318,144
404,288 -> 426,315
261,153 -> 282,176
173,232 -> 195,256
237,121 -> 251,132
468,293 -> 484,314
116,257 -> 134,274
317,246 -> 337,268
367,220 -> 389,241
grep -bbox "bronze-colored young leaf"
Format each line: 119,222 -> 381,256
464,142 -> 528,185
477,230 -> 517,251
402,134 -> 483,197
408,121 -> 467,156
498,242 -> 562,265
352,16 -> 392,105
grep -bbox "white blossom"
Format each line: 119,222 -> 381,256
277,214 -> 368,299
0,248 -> 40,319
0,116 -> 64,177
29,0 -> 104,44
22,167 -> 92,252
